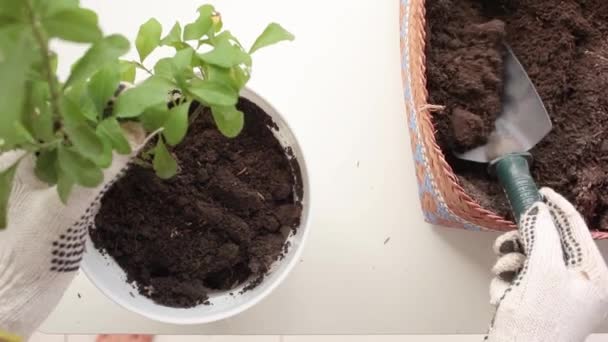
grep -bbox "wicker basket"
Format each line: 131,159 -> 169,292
399,0 -> 608,239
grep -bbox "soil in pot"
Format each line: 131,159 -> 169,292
91,98 -> 304,308
426,0 -> 608,228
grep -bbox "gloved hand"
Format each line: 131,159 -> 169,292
0,123 -> 146,341
487,188 -> 608,342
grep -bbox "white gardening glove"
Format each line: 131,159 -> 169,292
487,188 -> 608,342
0,123 -> 146,341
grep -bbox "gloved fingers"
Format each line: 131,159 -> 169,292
519,202 -> 566,271
0,150 -> 25,171
1,151 -> 50,193
490,250 -> 525,307
494,230 -> 524,256
540,188 -> 604,271
492,252 -> 525,281
489,277 -> 511,307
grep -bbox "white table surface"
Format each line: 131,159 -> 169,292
41,0 -> 608,335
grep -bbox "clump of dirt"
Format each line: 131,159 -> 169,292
425,0 -> 506,153
426,0 -> 608,228
92,98 -> 303,308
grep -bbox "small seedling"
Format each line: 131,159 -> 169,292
0,1 -> 294,228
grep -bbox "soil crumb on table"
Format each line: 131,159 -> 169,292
92,98 -> 303,308
426,0 -> 608,228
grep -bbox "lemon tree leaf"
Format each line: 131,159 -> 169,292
163,101 -> 190,145
189,79 -> 237,107
35,149 -> 58,184
57,145 -> 103,188
97,117 -> 131,154
211,105 -> 244,138
43,8 -> 102,43
88,62 -> 120,115
198,40 -> 250,68
250,23 -> 294,53
153,138 -> 177,179
65,34 -> 129,88
135,18 -> 162,62
0,160 -> 19,228
114,76 -> 173,118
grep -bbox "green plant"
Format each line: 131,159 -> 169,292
0,1 -> 294,228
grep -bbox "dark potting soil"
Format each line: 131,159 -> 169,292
92,98 -> 303,308
426,0 -> 608,228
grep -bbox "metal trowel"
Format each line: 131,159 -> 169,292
456,46 -> 552,222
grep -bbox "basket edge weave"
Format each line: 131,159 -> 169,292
398,0 -> 608,240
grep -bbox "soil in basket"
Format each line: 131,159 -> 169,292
92,98 -> 303,308
426,0 -> 608,228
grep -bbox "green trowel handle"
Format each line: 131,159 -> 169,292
491,153 -> 542,223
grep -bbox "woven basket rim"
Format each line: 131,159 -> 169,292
401,0 -> 606,239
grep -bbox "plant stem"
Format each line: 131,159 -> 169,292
132,157 -> 153,169
134,61 -> 154,76
189,103 -> 205,124
25,0 -> 62,123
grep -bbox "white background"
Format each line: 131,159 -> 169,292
40,0 -> 608,336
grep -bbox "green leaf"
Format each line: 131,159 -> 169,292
119,60 -> 136,83
32,104 -> 54,143
28,82 -> 54,142
62,89 -> 86,123
43,8 -> 102,43
0,29 -> 36,150
215,30 -> 244,49
197,4 -> 215,16
0,2 -> 25,20
153,57 -> 173,79
14,122 -> 36,144
21,82 -> 38,135
65,34 -> 130,88
62,99 -> 104,162
140,103 -> 170,132
95,133 -> 113,168
211,106 -> 244,138
0,159 -> 19,228
189,79 -> 237,106
35,149 -> 59,184
233,66 -> 250,90
206,64 -> 249,91
97,117 -> 131,155
64,83 -> 97,122
163,101 -> 190,145
0,16 -> 22,31
44,0 -> 79,16
56,169 -> 74,204
250,23 -> 294,54
57,145 -> 103,188
172,47 -> 194,72
88,62 -> 121,115
153,138 -> 177,179
198,40 -> 251,68
183,15 -> 212,41
65,122 -> 103,162
154,51 -> 195,82
160,22 -> 182,47
114,76 -> 173,118
136,18 -> 162,62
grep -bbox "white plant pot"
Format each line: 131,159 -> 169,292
82,87 -> 311,325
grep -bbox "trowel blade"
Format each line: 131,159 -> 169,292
457,46 -> 552,163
